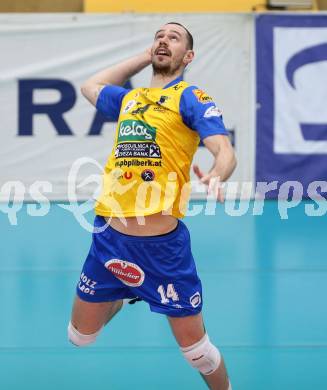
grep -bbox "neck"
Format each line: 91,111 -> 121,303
149,72 -> 182,88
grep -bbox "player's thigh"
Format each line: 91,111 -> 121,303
167,312 -> 205,348
70,295 -> 122,334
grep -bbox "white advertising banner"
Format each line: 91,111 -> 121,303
256,14 -> 327,199
0,13 -> 254,201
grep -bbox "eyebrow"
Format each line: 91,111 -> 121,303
155,29 -> 182,37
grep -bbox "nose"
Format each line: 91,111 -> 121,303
158,34 -> 169,45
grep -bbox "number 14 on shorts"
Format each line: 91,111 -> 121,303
157,283 -> 179,304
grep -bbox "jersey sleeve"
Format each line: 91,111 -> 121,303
179,86 -> 228,141
96,85 -> 130,121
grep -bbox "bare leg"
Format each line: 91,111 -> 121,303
168,313 -> 230,390
70,295 -> 123,334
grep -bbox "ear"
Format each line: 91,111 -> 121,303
183,50 -> 194,66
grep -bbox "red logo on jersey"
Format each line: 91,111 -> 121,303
104,259 -> 145,287
124,172 -> 133,179
192,89 -> 213,104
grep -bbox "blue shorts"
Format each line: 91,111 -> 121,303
76,216 -> 203,317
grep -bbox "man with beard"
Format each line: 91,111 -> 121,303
68,22 -> 236,390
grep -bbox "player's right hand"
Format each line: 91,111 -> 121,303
193,164 -> 225,203
144,47 -> 152,64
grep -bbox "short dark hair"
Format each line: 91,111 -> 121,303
165,22 -> 194,50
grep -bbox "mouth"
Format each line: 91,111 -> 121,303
155,47 -> 171,57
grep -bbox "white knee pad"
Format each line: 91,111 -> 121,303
181,334 -> 221,376
67,321 -> 102,347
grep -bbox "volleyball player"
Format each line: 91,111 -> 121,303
68,22 -> 236,390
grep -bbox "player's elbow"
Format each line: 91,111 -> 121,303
80,81 -> 103,106
228,141 -> 237,165
80,81 -> 92,99
231,153 -> 237,174
226,137 -> 237,170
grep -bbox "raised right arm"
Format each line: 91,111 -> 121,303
81,50 -> 152,106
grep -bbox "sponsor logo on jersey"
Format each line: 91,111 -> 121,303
122,100 -> 136,114
142,88 -> 150,97
153,106 -> 167,112
193,89 -> 213,104
115,171 -> 133,180
114,142 -> 162,159
148,143 -> 161,157
204,105 -> 222,118
141,169 -> 155,181
104,259 -> 145,287
156,95 -> 170,105
190,291 -> 202,308
173,83 -> 183,91
78,272 -> 97,296
115,159 -> 162,168
131,104 -> 150,116
124,171 -> 133,179
118,120 -> 156,142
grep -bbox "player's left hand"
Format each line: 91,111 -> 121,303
193,164 -> 225,203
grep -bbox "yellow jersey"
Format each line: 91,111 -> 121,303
94,76 -> 227,218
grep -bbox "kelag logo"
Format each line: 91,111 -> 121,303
118,120 -> 156,142
256,15 -> 327,198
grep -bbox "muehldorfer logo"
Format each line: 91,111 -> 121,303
104,259 -> 145,287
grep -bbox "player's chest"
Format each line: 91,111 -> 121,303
118,90 -> 183,138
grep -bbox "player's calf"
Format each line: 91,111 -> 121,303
67,321 -> 102,347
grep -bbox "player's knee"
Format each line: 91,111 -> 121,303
67,321 -> 102,347
181,333 -> 221,376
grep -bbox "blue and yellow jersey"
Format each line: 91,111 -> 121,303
94,76 -> 228,218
